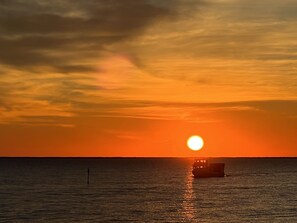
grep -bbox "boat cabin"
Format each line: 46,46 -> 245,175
193,159 -> 209,169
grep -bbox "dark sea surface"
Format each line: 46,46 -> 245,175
0,158 -> 296,222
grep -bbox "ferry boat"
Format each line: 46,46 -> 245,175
192,159 -> 225,178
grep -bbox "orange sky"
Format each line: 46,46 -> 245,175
0,0 -> 296,157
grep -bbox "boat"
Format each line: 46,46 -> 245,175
192,159 -> 225,178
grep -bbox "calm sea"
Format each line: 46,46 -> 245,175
0,158 -> 296,222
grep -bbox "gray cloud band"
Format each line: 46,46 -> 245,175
0,0 -> 176,71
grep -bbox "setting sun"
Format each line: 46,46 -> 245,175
187,135 -> 204,151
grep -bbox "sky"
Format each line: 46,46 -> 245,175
0,0 -> 296,157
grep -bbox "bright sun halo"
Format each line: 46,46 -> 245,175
187,135 -> 204,151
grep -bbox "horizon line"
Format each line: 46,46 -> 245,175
0,156 -> 296,159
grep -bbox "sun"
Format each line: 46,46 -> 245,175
187,135 -> 204,151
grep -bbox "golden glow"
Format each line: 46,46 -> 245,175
0,1 -> 296,157
187,135 -> 204,151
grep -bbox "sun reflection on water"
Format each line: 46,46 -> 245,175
181,168 -> 196,221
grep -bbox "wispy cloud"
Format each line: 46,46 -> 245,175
0,0 -> 296,128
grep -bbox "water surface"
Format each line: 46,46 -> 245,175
0,158 -> 296,222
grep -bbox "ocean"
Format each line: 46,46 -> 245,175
0,158 -> 296,222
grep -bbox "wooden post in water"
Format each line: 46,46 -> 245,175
87,168 -> 90,184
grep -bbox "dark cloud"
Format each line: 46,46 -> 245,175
0,0 -> 177,70
54,65 -> 97,73
0,34 -> 125,68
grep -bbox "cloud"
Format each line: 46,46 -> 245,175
0,0 -> 296,128
0,0 -> 181,126
0,0 -> 176,70
103,100 -> 297,122
2,94 -> 296,127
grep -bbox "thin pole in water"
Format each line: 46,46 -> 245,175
87,168 -> 90,184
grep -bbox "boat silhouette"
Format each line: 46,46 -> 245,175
192,159 -> 225,178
